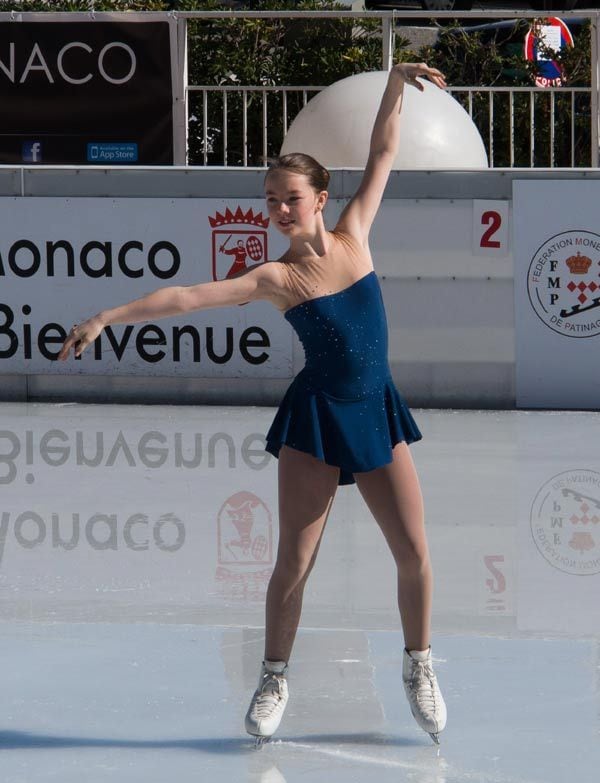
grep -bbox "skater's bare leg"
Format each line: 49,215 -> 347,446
354,442 -> 432,651
265,445 -> 339,662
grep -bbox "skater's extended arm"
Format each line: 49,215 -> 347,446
337,62 -> 446,244
57,262 -> 282,360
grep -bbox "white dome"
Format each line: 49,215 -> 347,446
281,70 -> 489,169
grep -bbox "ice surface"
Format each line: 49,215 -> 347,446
0,403 -> 598,782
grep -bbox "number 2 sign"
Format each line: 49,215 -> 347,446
472,200 -> 510,257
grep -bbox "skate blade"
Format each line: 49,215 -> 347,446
428,732 -> 440,745
253,735 -> 271,749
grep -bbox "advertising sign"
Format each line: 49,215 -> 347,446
0,18 -> 175,165
513,180 -> 600,409
0,198 -> 292,378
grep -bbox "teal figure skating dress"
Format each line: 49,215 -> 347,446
265,229 -> 422,485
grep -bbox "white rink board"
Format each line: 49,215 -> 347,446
513,180 -> 600,409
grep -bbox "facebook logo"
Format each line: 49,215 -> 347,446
22,141 -> 42,163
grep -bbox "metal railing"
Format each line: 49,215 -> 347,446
447,86 -> 592,168
188,85 -> 322,167
176,8 -> 600,169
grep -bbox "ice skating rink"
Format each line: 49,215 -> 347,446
0,401 -> 598,783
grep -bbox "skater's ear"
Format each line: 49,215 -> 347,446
316,189 -> 328,212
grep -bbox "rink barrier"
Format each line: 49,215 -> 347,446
2,165 -> 600,409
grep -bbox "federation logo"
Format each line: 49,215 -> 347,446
530,469 -> 600,575
527,230 -> 600,338
208,206 -> 269,282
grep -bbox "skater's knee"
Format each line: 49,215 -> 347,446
394,540 -> 430,577
272,546 -> 317,587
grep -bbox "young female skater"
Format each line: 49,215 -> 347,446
58,61 -> 448,745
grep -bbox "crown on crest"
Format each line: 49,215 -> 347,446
209,206 -> 269,229
569,531 -> 595,554
565,251 -> 592,274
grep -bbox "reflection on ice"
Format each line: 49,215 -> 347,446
0,403 -> 599,783
2,403 -> 599,637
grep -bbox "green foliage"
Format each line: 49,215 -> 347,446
0,1 -> 165,9
187,8 -> 593,167
187,0 -> 390,164
418,18 -> 593,166
418,21 -> 529,86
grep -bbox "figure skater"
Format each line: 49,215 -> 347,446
58,61 -> 448,746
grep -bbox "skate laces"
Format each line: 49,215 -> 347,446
251,672 -> 286,717
407,659 -> 439,711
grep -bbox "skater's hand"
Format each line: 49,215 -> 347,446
392,62 -> 447,91
57,314 -> 105,361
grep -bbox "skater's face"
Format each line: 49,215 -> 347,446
265,170 -> 327,236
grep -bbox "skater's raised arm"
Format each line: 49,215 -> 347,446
337,62 -> 446,245
57,261 -> 283,361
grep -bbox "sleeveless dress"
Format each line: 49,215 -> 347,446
265,229 -> 422,485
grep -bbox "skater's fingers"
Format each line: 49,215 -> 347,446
57,317 -> 104,361
394,62 -> 447,89
57,335 -> 76,361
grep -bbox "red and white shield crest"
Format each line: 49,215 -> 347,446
209,206 -> 269,282
216,490 -> 273,566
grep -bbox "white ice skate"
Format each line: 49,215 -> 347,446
402,647 -> 447,745
245,661 -> 289,747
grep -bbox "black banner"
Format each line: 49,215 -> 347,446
0,21 -> 173,165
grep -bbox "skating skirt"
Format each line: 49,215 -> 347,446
265,372 -> 422,485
